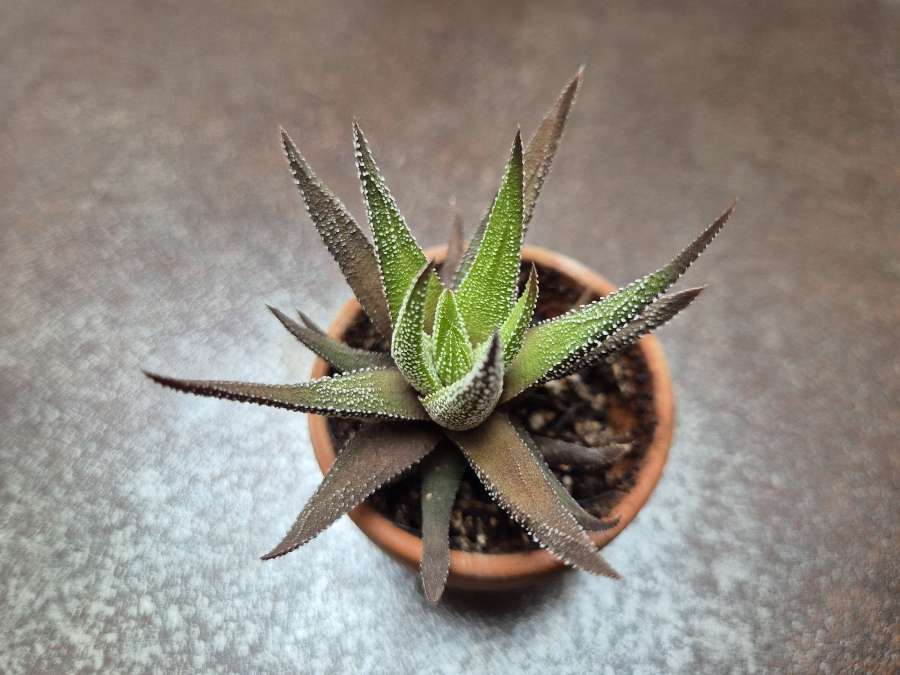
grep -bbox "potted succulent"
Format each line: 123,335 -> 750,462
146,68 -> 732,603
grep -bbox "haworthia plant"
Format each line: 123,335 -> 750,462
146,68 -> 733,604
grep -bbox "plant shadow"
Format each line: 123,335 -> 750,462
437,570 -> 571,618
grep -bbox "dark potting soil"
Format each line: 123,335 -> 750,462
327,261 -> 657,554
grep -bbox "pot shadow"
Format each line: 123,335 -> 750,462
437,571 -> 572,618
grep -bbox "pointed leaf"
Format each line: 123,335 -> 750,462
498,263 -> 539,365
422,272 -> 443,335
391,262 -> 442,395
268,305 -> 392,372
281,129 -> 392,338
515,422 -> 619,533
440,215 -> 465,286
432,289 -> 474,385
354,122 -> 428,324
451,68 -> 584,287
543,287 -> 704,381
420,333 -> 504,431
534,435 -> 631,472
419,443 -> 465,604
503,205 -> 733,401
447,413 -> 619,577
522,66 -> 583,228
262,422 -> 441,559
456,132 -> 524,343
144,367 -> 428,420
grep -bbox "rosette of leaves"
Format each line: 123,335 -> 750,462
146,68 -> 733,604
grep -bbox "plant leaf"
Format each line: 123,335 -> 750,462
503,205 -> 733,401
440,215 -> 465,286
534,435 -> 631,472
391,262 -> 442,395
353,122 -> 429,325
455,132 -> 524,343
419,442 -> 465,604
521,66 -> 583,229
267,305 -> 392,372
420,334 -> 504,431
451,69 -> 585,287
498,263 -> 539,365
432,289 -> 474,385
280,129 -> 392,339
144,367 -> 428,421
514,422 -> 619,532
448,413 -> 619,576
262,422 -> 441,559
542,287 -> 704,381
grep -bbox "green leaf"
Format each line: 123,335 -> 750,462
420,334 -> 504,431
262,422 -> 441,559
515,422 -> 619,533
353,122 -> 428,325
451,68 -> 584,287
447,413 -> 619,577
280,129 -> 392,339
502,205 -> 733,401
422,272 -> 443,335
391,262 -> 442,395
432,289 -> 474,385
455,132 -> 524,343
419,443 -> 465,604
542,286 -> 704,381
267,305 -> 392,372
144,367 -> 428,421
498,263 -> 539,365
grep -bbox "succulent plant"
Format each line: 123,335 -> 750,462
145,68 -> 733,603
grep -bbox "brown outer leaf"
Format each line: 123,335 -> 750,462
521,65 -> 583,229
419,442 -> 465,604
534,435 -> 631,471
143,368 -> 429,421
440,215 -> 465,286
267,305 -> 393,372
514,422 -> 619,533
262,422 -> 441,559
448,412 -> 620,577
280,128 -> 393,339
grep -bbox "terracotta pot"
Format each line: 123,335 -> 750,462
308,245 -> 674,590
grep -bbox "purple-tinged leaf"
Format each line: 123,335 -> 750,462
515,423 -> 619,533
448,412 -> 619,577
144,368 -> 428,421
440,215 -> 465,286
534,435 -> 631,472
280,128 -> 392,339
419,443 -> 465,604
268,305 -> 392,372
262,422 -> 441,559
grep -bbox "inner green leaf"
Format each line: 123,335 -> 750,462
455,132 -> 524,344
432,289 -> 474,385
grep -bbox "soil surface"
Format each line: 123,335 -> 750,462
327,262 -> 657,553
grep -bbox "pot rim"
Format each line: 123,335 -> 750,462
307,244 -> 674,590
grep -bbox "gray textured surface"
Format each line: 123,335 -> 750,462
2,1 -> 898,673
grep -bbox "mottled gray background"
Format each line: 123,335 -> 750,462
1,1 -> 898,673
